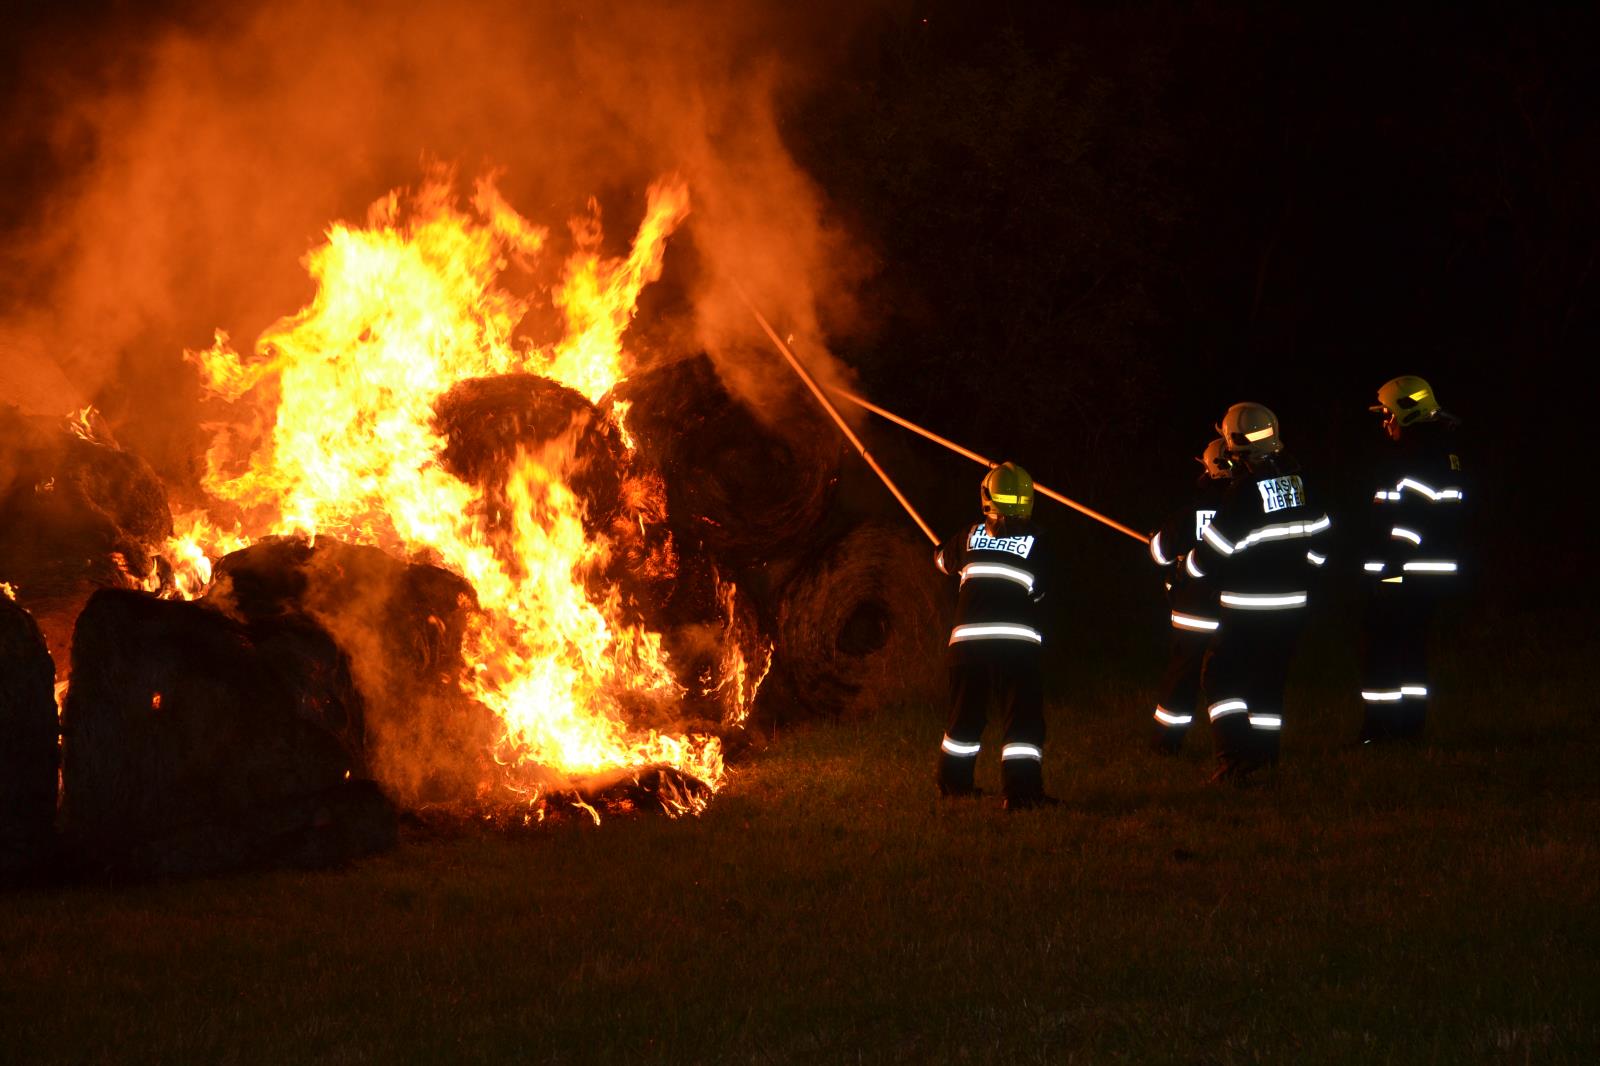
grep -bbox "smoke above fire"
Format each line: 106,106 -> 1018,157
0,0 -> 878,462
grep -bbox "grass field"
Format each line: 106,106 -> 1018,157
2,603 -> 1596,1064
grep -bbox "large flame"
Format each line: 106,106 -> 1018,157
168,171 -> 757,816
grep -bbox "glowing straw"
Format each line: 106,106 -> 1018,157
831,388 -> 1147,544
736,289 -> 939,545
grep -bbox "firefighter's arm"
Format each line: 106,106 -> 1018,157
1188,502 -> 1244,581
1148,507 -> 1197,593
1030,536 -> 1055,604
933,527 -> 965,576
1148,508 -> 1189,569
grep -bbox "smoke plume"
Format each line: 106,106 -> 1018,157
1,0 -> 878,479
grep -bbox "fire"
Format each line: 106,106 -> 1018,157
166,170 -> 761,816
65,405 -> 108,445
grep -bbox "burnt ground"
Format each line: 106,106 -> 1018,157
1,594 -> 1594,1064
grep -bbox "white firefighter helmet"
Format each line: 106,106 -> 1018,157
1217,402 -> 1284,459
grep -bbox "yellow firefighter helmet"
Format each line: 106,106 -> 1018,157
1198,437 -> 1235,479
1371,375 -> 1443,427
981,462 -> 1034,520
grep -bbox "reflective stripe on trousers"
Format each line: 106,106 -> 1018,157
1218,591 -> 1307,610
1361,685 -> 1428,702
941,735 -> 981,756
1154,706 -> 1192,727
1209,698 -> 1248,720
949,622 -> 1042,645
1209,699 -> 1278,730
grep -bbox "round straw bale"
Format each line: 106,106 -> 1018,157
770,521 -> 949,720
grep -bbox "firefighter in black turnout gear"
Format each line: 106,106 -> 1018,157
1358,376 -> 1467,742
934,462 -> 1055,808
1147,438 -> 1237,753
1189,404 -> 1331,779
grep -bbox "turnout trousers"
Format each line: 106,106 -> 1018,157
936,642 -> 1045,799
1360,581 -> 1442,742
1152,625 -> 1214,753
1200,607 -> 1305,773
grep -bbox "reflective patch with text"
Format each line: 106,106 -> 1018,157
967,527 -> 1036,559
1256,475 -> 1305,514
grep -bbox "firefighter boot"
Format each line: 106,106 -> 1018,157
1150,718 -> 1190,755
1000,745 -> 1054,809
1207,699 -> 1264,783
936,749 -> 980,797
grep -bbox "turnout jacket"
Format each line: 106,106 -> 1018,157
1188,454 -> 1331,610
1149,472 -> 1234,630
935,516 -> 1051,646
1363,420 -> 1467,581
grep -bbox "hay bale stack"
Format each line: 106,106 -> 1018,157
0,405 -> 172,669
770,522 -> 949,721
618,355 -> 842,570
60,589 -> 394,878
0,597 -> 58,881
211,537 -> 494,807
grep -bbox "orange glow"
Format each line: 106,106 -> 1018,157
163,171 -> 762,817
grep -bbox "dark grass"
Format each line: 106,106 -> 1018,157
3,606 -> 1597,1064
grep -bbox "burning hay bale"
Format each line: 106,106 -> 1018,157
433,373 -> 629,534
60,589 -> 395,878
210,537 -> 493,807
0,405 -> 172,667
770,522 -> 950,721
0,596 -> 58,881
434,367 -> 777,738
647,549 -> 771,735
619,355 -> 842,569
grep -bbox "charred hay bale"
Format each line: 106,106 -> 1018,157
212,537 -> 496,807
0,597 -> 58,881
60,589 -> 395,878
617,355 -> 841,570
646,550 -> 771,733
433,374 -> 628,533
0,405 -> 172,669
770,522 -> 949,721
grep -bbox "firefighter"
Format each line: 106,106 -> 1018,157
1146,438 -> 1237,753
933,462 -> 1056,809
1358,376 -> 1466,742
1188,403 -> 1331,780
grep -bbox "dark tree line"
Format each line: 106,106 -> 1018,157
794,4 -> 1597,600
